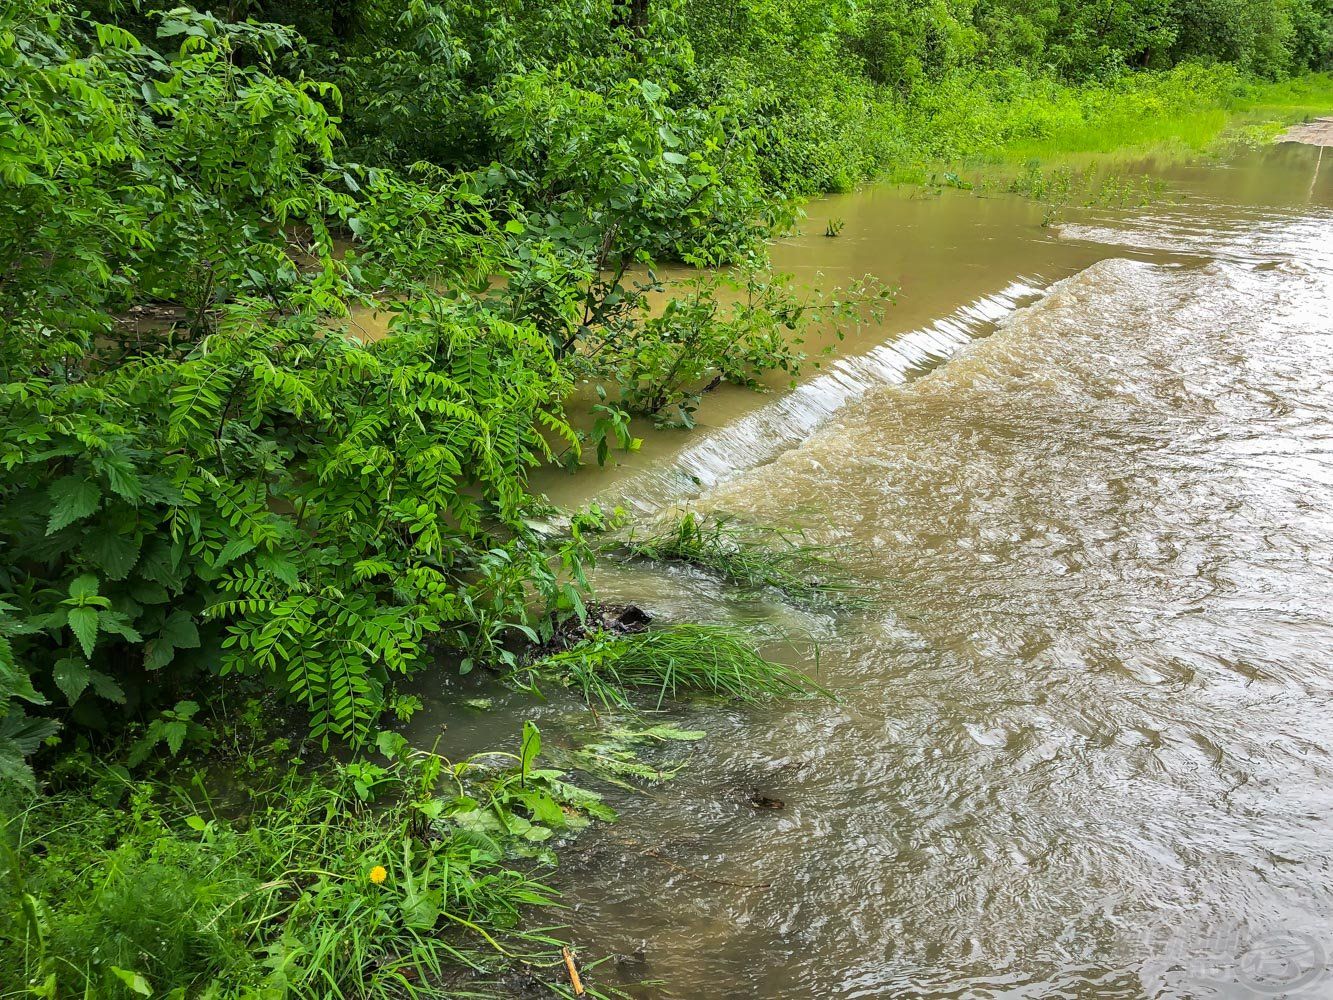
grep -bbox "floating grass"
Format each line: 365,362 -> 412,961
527,624 -> 827,710
624,512 -> 874,610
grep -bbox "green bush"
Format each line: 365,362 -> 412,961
0,1 -> 597,771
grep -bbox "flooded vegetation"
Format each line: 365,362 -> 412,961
4,0 -> 1333,996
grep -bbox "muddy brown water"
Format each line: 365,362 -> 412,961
402,140 -> 1333,998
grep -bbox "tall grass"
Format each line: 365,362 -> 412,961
870,66 -> 1333,182
529,625 -> 826,710
0,742 -> 600,999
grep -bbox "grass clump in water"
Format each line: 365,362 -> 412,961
524,624 -> 826,710
625,512 -> 872,610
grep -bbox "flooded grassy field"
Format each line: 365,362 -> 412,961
404,140 -> 1333,998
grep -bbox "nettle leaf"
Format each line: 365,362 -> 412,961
95,453 -> 143,502
256,551 -> 300,587
146,610 -> 200,670
0,658 -> 47,707
68,574 -> 101,601
99,611 -> 143,642
85,531 -> 143,580
90,670 -> 126,704
53,657 -> 92,704
67,607 -> 100,658
214,537 -> 257,569
163,720 -> 188,756
130,582 -> 170,605
46,477 -> 101,534
0,709 -> 59,789
0,710 -> 59,757
137,541 -> 184,590
0,740 -> 37,793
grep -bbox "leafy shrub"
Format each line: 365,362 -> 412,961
0,1 -> 596,761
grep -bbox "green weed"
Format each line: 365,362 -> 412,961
624,513 -> 872,611
523,625 -> 826,711
0,727 -> 617,999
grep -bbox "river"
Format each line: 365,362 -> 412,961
406,139 -> 1333,998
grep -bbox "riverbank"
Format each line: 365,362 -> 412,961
11,113 -> 1333,1000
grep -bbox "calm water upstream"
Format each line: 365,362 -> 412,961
407,141 -> 1333,998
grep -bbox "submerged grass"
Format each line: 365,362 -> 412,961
526,625 -> 826,711
624,512 -> 872,611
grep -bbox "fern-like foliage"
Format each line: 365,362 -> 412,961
0,0 -> 592,762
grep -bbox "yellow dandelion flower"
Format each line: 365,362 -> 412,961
368,865 -> 387,885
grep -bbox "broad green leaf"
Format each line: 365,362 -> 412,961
0,739 -> 37,793
68,575 -> 100,600
85,532 -> 142,581
52,657 -> 92,704
98,611 -> 142,643
144,638 -> 176,672
47,477 -> 101,534
0,711 -> 60,755
518,789 -> 565,826
256,552 -> 299,587
66,607 -> 99,658
90,670 -> 126,704
0,662 -> 47,706
110,968 -> 152,996
163,720 -> 188,756
401,888 -> 442,930
160,611 -> 200,650
130,582 -> 170,605
214,537 -> 256,569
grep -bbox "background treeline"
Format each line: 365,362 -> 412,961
2,0 -> 1332,783
91,0 -> 1333,195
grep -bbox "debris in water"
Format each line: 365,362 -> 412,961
748,789 -> 785,810
562,946 -> 586,996
534,602 -> 653,657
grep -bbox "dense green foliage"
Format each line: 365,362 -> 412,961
0,0 -> 850,778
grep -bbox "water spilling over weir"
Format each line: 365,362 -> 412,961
610,279 -> 1045,513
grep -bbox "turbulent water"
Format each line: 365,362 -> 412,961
411,143 -> 1333,998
